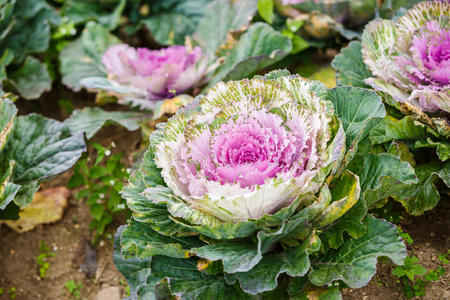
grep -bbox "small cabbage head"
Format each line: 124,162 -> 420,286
101,44 -> 208,100
151,74 -> 344,222
362,1 -> 449,115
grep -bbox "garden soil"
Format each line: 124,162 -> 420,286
0,88 -> 449,300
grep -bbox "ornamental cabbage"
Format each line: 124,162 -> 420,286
153,74 -> 342,222
101,44 -> 208,102
361,1 -> 449,128
114,70 -> 412,299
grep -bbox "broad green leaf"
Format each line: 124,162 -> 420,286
193,242 -> 261,273
391,163 -> 442,215
194,0 -> 258,58
207,23 -> 292,88
309,215 -> 406,288
8,56 -> 51,100
226,235 -> 319,295
113,225 -> 153,293
0,114 -> 86,184
348,153 -> 417,208
142,0 -> 213,46
149,255 -> 255,300
369,116 -> 429,145
257,0 -> 274,24
13,181 -> 39,208
331,41 -> 371,88
0,96 -> 17,149
65,107 -> 145,139
61,0 -> 126,30
1,0 -> 60,64
120,220 -> 203,259
328,86 -> 385,150
60,22 -> 120,91
141,14 -> 195,46
321,199 -> 367,250
327,86 -> 385,174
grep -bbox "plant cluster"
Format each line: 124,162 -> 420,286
68,142 -> 130,240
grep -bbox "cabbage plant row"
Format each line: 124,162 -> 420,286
0,0 -> 448,299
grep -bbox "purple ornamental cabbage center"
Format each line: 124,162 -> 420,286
180,108 -> 313,191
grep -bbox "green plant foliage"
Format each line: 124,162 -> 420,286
60,0 -> 126,30
393,251 -> 449,299
68,142 -> 130,239
0,95 -> 86,220
141,0 -> 214,46
65,107 -> 145,139
36,241 -> 56,278
0,0 -> 59,99
64,279 -> 83,300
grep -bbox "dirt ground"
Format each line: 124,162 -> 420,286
1,87 -> 449,300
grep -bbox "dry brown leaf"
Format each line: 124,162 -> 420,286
3,187 -> 69,233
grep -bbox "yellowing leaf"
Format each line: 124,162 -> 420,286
3,187 -> 69,232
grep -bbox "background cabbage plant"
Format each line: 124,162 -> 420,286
332,0 -> 449,216
113,70 -> 415,299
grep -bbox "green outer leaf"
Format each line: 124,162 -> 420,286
328,86 -> 385,150
206,23 -> 292,88
13,181 -> 39,208
65,107 -> 145,139
122,149 -> 192,236
226,234 -> 319,295
193,242 -> 261,274
142,0 -> 213,46
322,199 -> 367,250
1,113 -> 86,184
61,0 -> 126,30
8,56 -> 51,100
113,225 -> 152,294
60,22 -> 120,91
348,153 -> 417,208
309,215 -> 406,288
327,86 -> 385,175
391,163 -> 442,215
0,96 -> 17,149
331,41 -> 371,88
1,0 -> 60,64
194,0 -> 257,58
191,199 -> 314,274
141,13 -> 196,46
369,116 -> 429,145
120,220 -> 203,259
147,255 -> 255,300
257,0 -> 274,24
